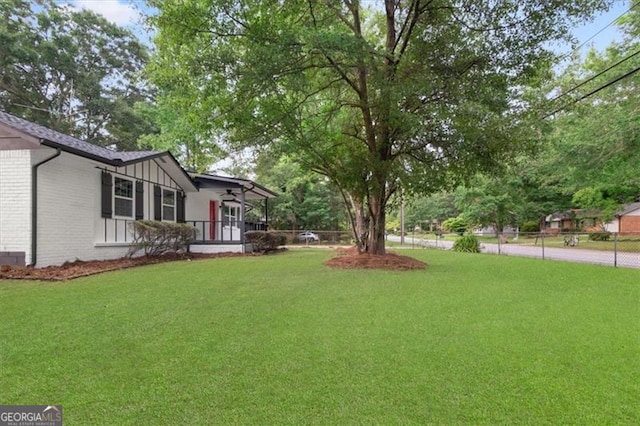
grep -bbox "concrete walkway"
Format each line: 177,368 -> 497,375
388,235 -> 640,269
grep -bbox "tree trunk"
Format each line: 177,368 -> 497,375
349,195 -> 369,253
349,189 -> 387,256
367,196 -> 386,255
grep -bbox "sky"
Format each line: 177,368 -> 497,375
68,0 -> 631,44
66,0 -> 145,27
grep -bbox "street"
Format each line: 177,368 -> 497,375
387,235 -> 640,269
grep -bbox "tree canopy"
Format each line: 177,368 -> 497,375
147,0 -> 612,254
538,3 -> 640,215
0,0 -> 154,150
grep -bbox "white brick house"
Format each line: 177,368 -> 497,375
0,111 -> 276,267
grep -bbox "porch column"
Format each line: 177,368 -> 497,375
265,198 -> 269,230
240,187 -> 246,249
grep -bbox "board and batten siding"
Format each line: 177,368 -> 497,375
30,147 -> 184,267
0,149 -> 32,264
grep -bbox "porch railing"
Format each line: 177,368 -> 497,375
185,220 -> 268,243
99,218 -> 267,244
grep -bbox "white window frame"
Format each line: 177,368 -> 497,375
223,205 -> 239,227
113,177 -> 134,219
162,188 -> 176,222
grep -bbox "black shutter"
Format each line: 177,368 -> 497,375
154,185 -> 162,221
101,171 -> 112,218
176,191 -> 185,223
135,181 -> 144,220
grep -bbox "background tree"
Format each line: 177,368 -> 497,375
254,154 -> 347,230
0,0 -> 154,150
147,0 -> 611,254
403,192 -> 458,231
541,2 -> 640,208
455,173 -> 523,233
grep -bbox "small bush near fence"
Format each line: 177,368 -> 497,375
452,235 -> 481,253
588,231 -> 611,241
128,221 -> 195,257
520,220 -> 540,233
245,231 -> 287,252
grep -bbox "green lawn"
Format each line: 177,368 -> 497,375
1,250 -> 639,424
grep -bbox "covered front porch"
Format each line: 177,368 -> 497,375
185,173 -> 277,253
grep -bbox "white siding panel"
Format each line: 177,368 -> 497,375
0,149 -> 32,263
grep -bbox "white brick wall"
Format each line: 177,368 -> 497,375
35,150 -> 110,266
0,149 -> 32,263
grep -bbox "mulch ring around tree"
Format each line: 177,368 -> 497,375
0,251 -> 279,281
324,246 -> 427,271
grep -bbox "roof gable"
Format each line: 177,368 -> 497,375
0,110 -> 197,192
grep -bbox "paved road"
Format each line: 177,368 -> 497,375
387,235 -> 640,269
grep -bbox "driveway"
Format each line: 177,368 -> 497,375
387,235 -> 640,269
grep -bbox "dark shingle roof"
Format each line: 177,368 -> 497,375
617,202 -> 640,217
0,110 -> 161,165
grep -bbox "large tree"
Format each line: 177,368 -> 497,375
148,0 -> 610,254
0,0 -> 154,150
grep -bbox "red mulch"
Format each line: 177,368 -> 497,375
324,246 -> 427,271
0,252 -> 263,281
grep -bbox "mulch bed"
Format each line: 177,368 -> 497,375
1,247 -> 425,280
0,252 -> 259,281
324,246 -> 427,271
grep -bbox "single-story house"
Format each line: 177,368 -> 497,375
603,202 -> 640,233
542,209 -> 602,233
472,225 -> 517,237
0,110 -> 277,267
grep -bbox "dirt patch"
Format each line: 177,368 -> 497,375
325,246 -> 427,271
0,251 -> 276,281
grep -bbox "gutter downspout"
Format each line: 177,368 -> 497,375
30,146 -> 61,266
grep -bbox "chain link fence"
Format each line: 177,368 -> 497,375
408,231 -> 640,269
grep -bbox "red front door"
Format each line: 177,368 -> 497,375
209,201 -> 217,240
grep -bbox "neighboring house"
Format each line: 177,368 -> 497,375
542,209 -> 602,233
472,226 -> 517,237
0,111 -> 276,267
603,202 -> 640,233
543,211 -> 573,233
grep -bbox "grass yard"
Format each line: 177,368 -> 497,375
1,249 -> 639,424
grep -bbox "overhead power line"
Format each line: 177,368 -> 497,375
556,0 -> 640,64
543,64 -> 640,118
549,48 -> 640,103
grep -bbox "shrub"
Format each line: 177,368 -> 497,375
452,235 -> 481,253
588,231 -> 611,241
128,221 -> 196,257
245,231 -> 286,252
442,216 -> 468,236
520,220 -> 539,233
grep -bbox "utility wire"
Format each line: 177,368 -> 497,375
549,47 -> 640,103
543,64 -> 640,118
556,0 -> 640,64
